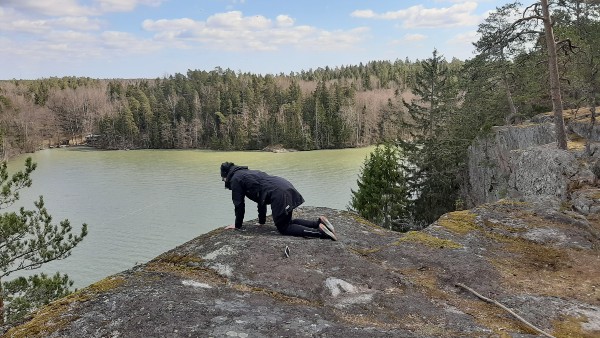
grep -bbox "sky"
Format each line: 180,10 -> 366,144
0,0 -> 524,79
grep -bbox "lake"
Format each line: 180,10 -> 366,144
6,146 -> 374,288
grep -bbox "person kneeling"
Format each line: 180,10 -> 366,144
220,162 -> 337,241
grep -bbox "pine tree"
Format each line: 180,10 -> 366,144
554,0 -> 600,155
350,143 -> 409,230
474,2 -> 524,124
477,1 -> 568,149
0,158 -> 87,325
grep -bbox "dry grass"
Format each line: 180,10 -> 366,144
552,316 -> 600,338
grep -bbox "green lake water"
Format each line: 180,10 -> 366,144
7,146 -> 374,288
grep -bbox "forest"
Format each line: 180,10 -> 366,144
0,60 -> 443,155
0,0 -> 598,223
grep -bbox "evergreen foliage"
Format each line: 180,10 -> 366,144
0,158 -> 88,325
350,143 -> 409,231
399,50 -> 460,225
2,273 -> 72,325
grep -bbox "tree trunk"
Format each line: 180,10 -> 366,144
586,93 -> 596,156
541,0 -> 568,150
314,100 -> 319,149
502,69 -> 518,125
0,280 -> 4,325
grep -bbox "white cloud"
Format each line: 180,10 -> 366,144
351,10 -> 376,19
143,11 -> 370,52
142,18 -> 197,31
1,0 -> 165,17
0,29 -> 100,60
0,5 -> 372,78
101,31 -> 160,53
96,0 -> 163,13
10,20 -> 48,34
401,33 -> 428,42
0,13 -> 101,34
0,23 -> 158,68
53,16 -> 102,30
351,2 -> 480,28
276,15 -> 294,27
309,27 -> 369,50
1,0 -> 93,17
204,11 -> 272,30
447,31 -> 478,45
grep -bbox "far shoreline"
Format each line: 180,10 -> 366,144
6,143 -> 374,164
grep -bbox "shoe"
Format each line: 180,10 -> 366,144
319,223 -> 337,241
319,216 -> 335,233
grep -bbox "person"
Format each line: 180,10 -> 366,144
220,162 -> 337,241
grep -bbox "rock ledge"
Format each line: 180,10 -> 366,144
4,204 -> 599,337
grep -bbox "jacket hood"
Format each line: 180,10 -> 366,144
224,165 -> 248,189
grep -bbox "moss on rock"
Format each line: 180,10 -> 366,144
437,210 -> 478,234
3,276 -> 125,338
552,316 -> 598,338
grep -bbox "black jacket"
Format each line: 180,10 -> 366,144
225,166 -> 305,228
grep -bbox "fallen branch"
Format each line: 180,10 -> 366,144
455,283 -> 556,338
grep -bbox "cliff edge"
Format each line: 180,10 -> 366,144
3,203 -> 599,337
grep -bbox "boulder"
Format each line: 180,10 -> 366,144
569,120 -> 600,142
571,188 -> 600,215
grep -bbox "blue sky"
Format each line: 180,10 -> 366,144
0,0 -> 525,79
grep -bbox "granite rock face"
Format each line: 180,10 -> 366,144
570,120 -> 600,142
466,123 -> 558,206
467,121 -> 598,208
4,204 -> 599,338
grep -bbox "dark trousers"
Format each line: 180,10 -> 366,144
274,211 -> 323,238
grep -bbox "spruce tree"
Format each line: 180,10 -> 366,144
400,49 -> 460,225
350,143 -> 409,230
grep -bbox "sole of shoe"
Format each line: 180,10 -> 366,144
320,216 -> 335,233
319,223 -> 337,241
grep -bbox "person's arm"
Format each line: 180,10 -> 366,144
257,202 -> 267,225
232,185 -> 245,229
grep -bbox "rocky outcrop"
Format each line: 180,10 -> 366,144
570,120 -> 600,142
466,121 -> 598,208
467,123 -> 556,205
4,205 -> 599,338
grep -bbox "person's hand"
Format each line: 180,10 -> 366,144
224,224 -> 236,230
